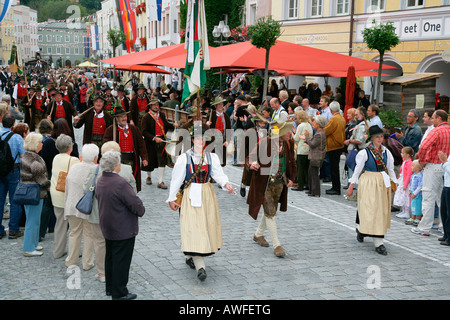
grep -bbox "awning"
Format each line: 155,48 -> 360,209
107,64 -> 170,74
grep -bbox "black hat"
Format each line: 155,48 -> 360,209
117,85 -> 126,92
366,125 -> 384,142
136,84 -> 146,90
111,106 -> 130,117
93,94 -> 106,103
236,94 -> 246,102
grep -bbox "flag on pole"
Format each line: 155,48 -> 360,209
181,0 -> 210,107
9,44 -> 22,75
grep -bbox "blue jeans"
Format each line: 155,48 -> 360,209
0,167 -> 23,233
23,199 -> 43,252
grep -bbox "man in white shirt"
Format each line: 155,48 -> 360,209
368,104 -> 383,129
270,98 -> 288,122
419,109 -> 434,147
301,98 -> 318,118
319,95 -> 332,123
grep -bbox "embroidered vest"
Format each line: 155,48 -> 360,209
185,152 -> 212,184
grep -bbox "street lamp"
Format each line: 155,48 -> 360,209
213,20 -> 231,92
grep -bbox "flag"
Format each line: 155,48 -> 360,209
181,0 -> 210,107
91,25 -> 99,51
157,0 -> 162,21
0,0 -> 12,24
8,44 -> 22,75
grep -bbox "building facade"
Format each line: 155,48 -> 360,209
0,9 -> 15,66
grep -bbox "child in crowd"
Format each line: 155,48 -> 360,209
394,146 -> 414,219
406,160 -> 423,226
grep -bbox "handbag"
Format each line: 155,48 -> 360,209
14,182 -> 41,205
56,158 -> 71,192
345,148 -> 358,171
309,131 -> 325,167
76,165 -> 99,215
175,152 -> 205,206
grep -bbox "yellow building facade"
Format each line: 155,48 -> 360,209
270,0 -> 450,101
0,10 -> 15,66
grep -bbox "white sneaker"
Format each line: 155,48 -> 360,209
95,273 -> 106,283
36,245 -> 43,251
24,250 -> 43,257
411,227 -> 430,236
396,212 -> 410,219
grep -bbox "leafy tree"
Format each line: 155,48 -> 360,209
362,20 -> 399,105
247,16 -> 282,102
107,29 -> 126,58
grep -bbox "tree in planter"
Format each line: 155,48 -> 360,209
362,20 -> 399,105
247,16 -> 282,103
107,29 -> 126,58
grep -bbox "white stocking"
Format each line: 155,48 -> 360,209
266,216 -> 280,249
255,215 -> 267,237
158,167 -> 165,184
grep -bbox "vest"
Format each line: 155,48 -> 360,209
185,152 -> 212,183
364,148 -> 388,173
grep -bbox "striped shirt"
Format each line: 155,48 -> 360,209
418,122 -> 450,165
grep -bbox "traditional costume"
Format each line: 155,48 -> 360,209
44,90 -> 78,139
23,85 -> 46,131
129,84 -> 150,131
246,119 -> 296,258
207,96 -> 232,167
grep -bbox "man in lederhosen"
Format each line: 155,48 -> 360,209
73,94 -> 113,151
129,83 -> 149,132
12,76 -> 28,110
44,89 -> 78,139
103,106 -> 148,192
141,97 -> 177,189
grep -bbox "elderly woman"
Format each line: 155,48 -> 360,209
64,144 -> 99,270
20,132 -> 50,257
298,115 -> 327,197
292,110 -> 313,191
83,141 -> 136,283
50,134 -> 80,259
347,125 -> 398,255
96,150 -> 145,300
12,123 -> 29,140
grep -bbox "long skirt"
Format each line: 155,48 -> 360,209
356,171 -> 391,236
179,183 -> 222,256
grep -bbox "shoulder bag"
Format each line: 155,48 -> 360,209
75,165 -> 99,215
56,158 -> 71,192
14,161 -> 41,205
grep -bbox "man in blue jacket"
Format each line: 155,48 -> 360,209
396,109 -> 423,154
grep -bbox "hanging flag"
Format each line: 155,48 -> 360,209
0,0 -> 12,24
8,44 -> 22,75
90,25 -> 99,51
181,0 -> 210,107
157,0 -> 162,21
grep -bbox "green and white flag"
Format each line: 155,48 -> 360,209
181,0 -> 210,107
9,44 -> 22,75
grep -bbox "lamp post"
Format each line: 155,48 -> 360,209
212,20 -> 231,92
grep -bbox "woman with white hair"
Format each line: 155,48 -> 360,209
64,144 -> 99,270
96,150 -> 145,300
50,134 -> 80,259
20,132 -> 50,256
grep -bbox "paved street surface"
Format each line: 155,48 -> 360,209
1,119 -> 450,302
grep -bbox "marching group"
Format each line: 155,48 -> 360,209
1,66 -> 450,299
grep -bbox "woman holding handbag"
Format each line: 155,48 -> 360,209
50,134 -> 80,259
20,132 -> 50,257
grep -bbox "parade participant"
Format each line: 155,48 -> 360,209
59,81 -> 74,106
73,94 -> 113,149
116,85 -> 130,112
346,125 -> 398,255
22,86 -> 36,130
102,106 -> 148,192
129,83 -> 150,131
206,96 -> 232,167
103,85 -> 116,111
246,119 -> 297,258
12,76 -> 28,109
30,85 -> 45,131
167,125 -> 233,281
44,90 -> 78,139
141,97 -> 176,188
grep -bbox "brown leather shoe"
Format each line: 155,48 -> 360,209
274,246 -> 285,258
253,235 -> 269,247
146,177 -> 152,185
157,182 -> 168,189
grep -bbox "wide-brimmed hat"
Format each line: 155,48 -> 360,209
366,125 -> 384,142
211,96 -> 226,106
93,94 -> 106,103
136,83 -> 146,90
111,106 -> 130,117
117,85 -> 126,92
269,119 -> 294,139
148,97 -> 160,105
252,112 -> 269,123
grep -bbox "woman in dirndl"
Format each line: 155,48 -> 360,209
167,124 -> 233,281
346,125 -> 398,255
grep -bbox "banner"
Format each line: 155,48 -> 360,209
0,0 -> 11,24
90,25 -> 99,51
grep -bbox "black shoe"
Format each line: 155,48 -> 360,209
375,245 -> 387,255
356,228 -> 364,243
113,293 -> 137,300
323,178 -> 332,183
308,194 -> 320,197
291,187 -> 304,191
0,230 -> 5,239
185,258 -> 195,269
240,187 -> 246,197
391,206 -> 400,212
8,230 -> 24,239
325,189 -> 341,195
197,268 -> 207,281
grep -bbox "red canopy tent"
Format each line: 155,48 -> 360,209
107,64 -> 170,74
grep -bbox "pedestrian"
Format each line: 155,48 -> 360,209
438,151 -> 450,246
167,126 -> 233,281
406,160 -> 423,226
96,150 -> 145,300
21,132 -> 50,256
395,109 -> 422,155
247,119 -> 296,258
412,110 -> 450,236
299,115 -> 327,197
323,101 -> 346,195
64,144 -> 99,270
12,123 -> 29,140
346,125 -> 398,255
50,134 -> 80,259
0,114 -> 25,239
393,146 -> 413,219
292,110 -> 313,191
368,104 -> 383,129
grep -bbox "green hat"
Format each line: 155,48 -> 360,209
211,96 -> 226,106
111,106 -> 130,117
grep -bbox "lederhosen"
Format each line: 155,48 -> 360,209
263,145 -> 287,218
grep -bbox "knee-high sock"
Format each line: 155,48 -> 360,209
158,167 -> 165,184
373,237 -> 384,248
192,256 -> 205,271
266,216 -> 280,249
255,215 -> 267,237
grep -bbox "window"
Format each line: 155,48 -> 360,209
74,35 -> 79,42
249,3 -> 257,25
56,47 -> 61,54
173,19 -> 178,33
406,0 -> 424,7
336,0 -> 350,14
366,0 -> 385,12
65,35 -> 70,42
46,34 -> 52,42
286,0 -> 299,19
38,34 -> 43,42
47,47 -> 52,54
74,48 -> 79,55
311,0 -> 323,17
65,47 -> 70,54
56,35 -> 62,42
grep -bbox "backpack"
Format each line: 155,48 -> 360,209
0,131 -> 17,176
